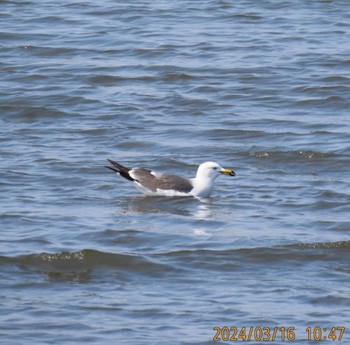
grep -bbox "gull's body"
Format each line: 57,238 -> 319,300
106,160 -> 235,198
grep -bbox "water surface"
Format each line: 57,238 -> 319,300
1,0 -> 349,344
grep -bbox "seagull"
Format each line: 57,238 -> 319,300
106,159 -> 235,198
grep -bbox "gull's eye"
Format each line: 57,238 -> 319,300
213,167 -> 217,170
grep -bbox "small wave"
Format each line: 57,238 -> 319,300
89,74 -> 155,85
0,249 -> 170,282
296,240 -> 350,250
1,105 -> 68,121
158,240 -> 350,270
249,149 -> 342,162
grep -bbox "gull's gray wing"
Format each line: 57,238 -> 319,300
130,169 -> 193,193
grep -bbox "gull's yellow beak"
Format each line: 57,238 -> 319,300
220,168 -> 236,176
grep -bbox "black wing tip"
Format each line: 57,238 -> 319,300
106,159 -> 129,169
105,165 -> 118,172
106,158 -> 117,165
105,159 -> 135,182
105,159 -> 121,173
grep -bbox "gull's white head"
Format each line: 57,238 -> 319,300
196,162 -> 236,180
191,161 -> 236,198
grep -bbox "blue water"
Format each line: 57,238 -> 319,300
1,1 -> 349,344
